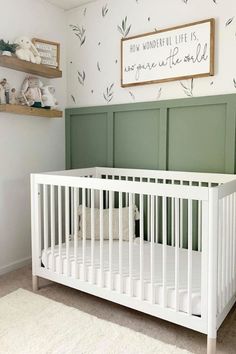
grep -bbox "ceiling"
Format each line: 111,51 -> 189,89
46,0 -> 96,10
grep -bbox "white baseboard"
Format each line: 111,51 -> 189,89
0,256 -> 31,276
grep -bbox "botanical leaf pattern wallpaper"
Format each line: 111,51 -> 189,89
67,0 -> 236,107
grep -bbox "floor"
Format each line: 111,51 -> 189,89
0,266 -> 236,354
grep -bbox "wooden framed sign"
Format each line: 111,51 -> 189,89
32,38 -> 60,69
121,18 -> 215,87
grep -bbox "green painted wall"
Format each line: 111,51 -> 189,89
66,94 -> 236,174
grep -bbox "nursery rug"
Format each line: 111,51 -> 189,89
0,289 -> 192,354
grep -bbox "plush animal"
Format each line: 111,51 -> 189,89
41,85 -> 58,109
14,37 -> 41,64
20,76 -> 43,107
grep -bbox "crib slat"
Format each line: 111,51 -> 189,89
162,196 -> 167,307
50,185 -> 55,272
180,182 -> 183,248
229,194 -> 233,298
218,199 -> 223,313
140,194 -> 144,301
73,188 -> 79,278
226,196 -> 230,303
187,199 -> 193,315
87,188 -> 91,208
226,195 -> 231,302
175,198 -> 180,311
147,191 -> 150,242
171,196 -> 175,246
198,199 -> 202,251
71,187 -> 74,237
91,189 -> 95,284
233,193 -> 236,295
129,193 -> 134,297
222,198 -> 226,308
65,186 -> 70,277
126,176 -> 128,207
200,200 -> 209,322
37,185 -> 42,266
82,188 -> 86,281
43,185 -> 48,268
109,191 -> 113,290
58,186 -> 63,275
99,189 -> 104,287
150,195 -> 155,304
119,191 -> 123,293
155,186 -> 159,244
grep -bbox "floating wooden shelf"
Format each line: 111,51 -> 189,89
0,55 -> 62,78
0,104 -> 63,118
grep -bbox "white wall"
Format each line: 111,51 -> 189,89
66,0 -> 236,106
0,0 -> 66,274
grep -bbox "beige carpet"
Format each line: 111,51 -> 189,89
0,288 -> 192,354
1,266 -> 236,353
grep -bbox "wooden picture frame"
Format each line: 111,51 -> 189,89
32,38 -> 60,69
121,18 -> 215,87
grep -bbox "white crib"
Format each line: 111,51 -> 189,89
31,167 -> 236,354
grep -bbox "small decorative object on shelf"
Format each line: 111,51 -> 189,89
32,38 -> 60,69
20,76 -> 43,107
0,78 -> 10,103
14,36 -> 41,64
18,76 -> 60,110
0,83 -> 5,104
0,39 -> 17,56
9,88 -> 18,104
41,85 -> 58,109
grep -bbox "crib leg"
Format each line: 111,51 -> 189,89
207,337 -> 216,354
32,275 -> 39,292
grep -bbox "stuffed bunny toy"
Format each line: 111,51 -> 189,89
14,37 -> 41,64
41,85 -> 58,109
20,76 -> 43,107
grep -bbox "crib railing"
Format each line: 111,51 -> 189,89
217,181 -> 236,329
31,167 -> 236,338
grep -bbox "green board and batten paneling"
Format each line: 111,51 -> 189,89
66,94 -> 236,174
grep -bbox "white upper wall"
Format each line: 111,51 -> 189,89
66,0 -> 236,106
46,0 -> 97,10
0,0 -> 66,273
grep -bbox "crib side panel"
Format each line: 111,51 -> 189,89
31,173 -> 209,334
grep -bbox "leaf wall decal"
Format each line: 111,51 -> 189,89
103,83 -> 114,103
71,95 -> 76,103
69,24 -> 86,46
129,91 -> 135,100
156,88 -> 162,100
102,4 -> 108,17
78,70 -> 86,85
117,16 -> 132,38
180,79 -> 194,97
97,61 -> 101,72
225,17 -> 234,26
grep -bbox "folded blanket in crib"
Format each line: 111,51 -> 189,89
77,205 -> 140,241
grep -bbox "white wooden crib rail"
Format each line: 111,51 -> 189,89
30,168 -> 236,354
216,180 -> 236,329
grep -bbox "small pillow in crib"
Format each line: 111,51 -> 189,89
77,205 -> 139,241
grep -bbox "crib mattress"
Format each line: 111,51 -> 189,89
42,239 -> 201,315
